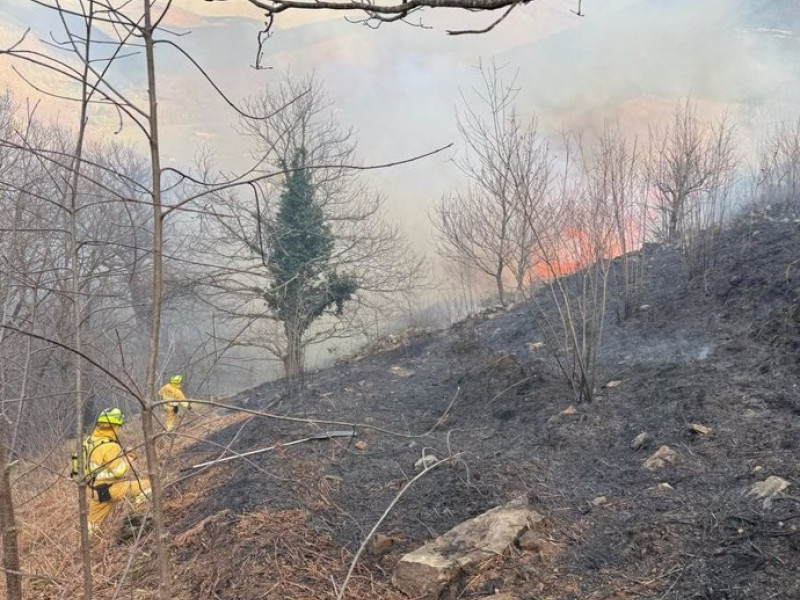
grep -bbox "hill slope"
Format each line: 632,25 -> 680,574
169,215 -> 800,600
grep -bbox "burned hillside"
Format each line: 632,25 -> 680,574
167,215 -> 800,600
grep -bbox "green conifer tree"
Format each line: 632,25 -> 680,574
267,148 -> 357,379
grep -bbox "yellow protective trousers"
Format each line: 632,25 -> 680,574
87,479 -> 151,534
164,405 -> 184,432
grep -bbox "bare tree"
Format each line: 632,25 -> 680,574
592,123 -> 648,320
756,118 -> 800,214
649,98 -> 738,243
516,131 -> 633,402
433,61 -> 553,306
0,1 -> 181,595
197,75 -> 421,381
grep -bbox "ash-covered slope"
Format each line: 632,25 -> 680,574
170,215 -> 800,600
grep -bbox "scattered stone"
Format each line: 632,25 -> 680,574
657,482 -> 674,491
389,365 -> 413,377
743,409 -> 759,419
748,476 -> 790,508
527,341 -> 545,352
605,380 -> 622,388
560,405 -> 577,417
630,432 -> 651,451
688,423 -> 712,436
476,594 -> 518,600
643,445 -> 677,471
590,496 -> 608,507
639,304 -> 651,311
729,275 -> 743,287
414,455 -> 439,471
517,528 -> 541,551
354,441 -> 368,451
752,465 -> 764,474
369,533 -> 401,556
393,497 -> 542,599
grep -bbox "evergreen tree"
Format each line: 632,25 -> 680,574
266,148 -> 357,378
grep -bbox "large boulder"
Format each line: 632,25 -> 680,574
392,497 -> 542,599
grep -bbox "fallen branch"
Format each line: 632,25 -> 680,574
182,390 -> 458,440
184,430 -> 356,471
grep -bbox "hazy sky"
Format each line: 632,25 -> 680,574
1,0 -> 798,251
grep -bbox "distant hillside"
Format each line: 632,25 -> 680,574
504,0 -> 800,133
739,0 -> 800,32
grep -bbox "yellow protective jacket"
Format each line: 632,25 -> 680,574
159,383 -> 188,409
85,425 -> 128,483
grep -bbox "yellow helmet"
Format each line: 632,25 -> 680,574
96,408 -> 124,426
170,374 -> 183,386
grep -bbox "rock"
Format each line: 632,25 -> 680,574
639,304 -> 651,311
518,528 -> 541,551
354,441 -> 368,451
559,405 -> 577,417
476,594 -> 518,600
688,423 -> 712,435
743,409 -> 759,419
369,533 -> 401,556
752,465 -> 763,473
643,445 -> 677,471
630,432 -> 651,451
657,482 -> 674,491
590,496 -> 608,507
748,476 -> 790,508
389,365 -> 413,377
605,380 -> 622,388
414,455 -> 439,471
527,342 -> 545,352
393,497 -> 543,599
729,275 -> 743,287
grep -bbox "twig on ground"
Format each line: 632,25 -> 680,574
335,453 -> 463,600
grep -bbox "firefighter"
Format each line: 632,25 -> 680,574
79,408 -> 150,535
159,374 -> 190,432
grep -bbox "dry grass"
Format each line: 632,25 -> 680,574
172,507 -> 404,600
4,406 -> 401,600
2,407 -> 250,600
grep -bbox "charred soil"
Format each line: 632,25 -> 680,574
169,216 -> 800,600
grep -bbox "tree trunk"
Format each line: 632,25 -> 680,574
495,266 -> 506,307
142,3 -> 172,598
283,322 -> 305,383
67,5 -> 95,596
668,193 -> 683,243
0,443 -> 21,600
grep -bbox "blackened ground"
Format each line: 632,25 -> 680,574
170,215 -> 800,600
